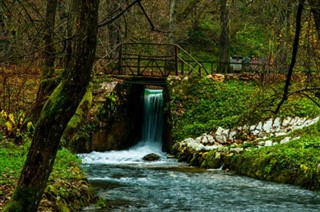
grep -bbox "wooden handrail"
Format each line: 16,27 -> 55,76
95,42 -> 206,77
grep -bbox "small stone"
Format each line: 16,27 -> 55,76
215,135 -> 227,144
280,137 -> 291,144
255,122 -> 263,131
206,135 -> 215,144
289,117 -> 299,126
228,131 -> 237,140
222,129 -> 230,136
204,145 -> 218,151
272,118 -> 281,131
282,117 -> 291,127
195,144 -> 205,151
265,140 -> 273,146
263,119 -> 273,133
195,136 -> 202,143
252,130 -> 260,136
201,136 -> 209,144
216,127 -> 224,135
230,147 -> 244,153
274,132 -> 286,137
249,125 -> 256,131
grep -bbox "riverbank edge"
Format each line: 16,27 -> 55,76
171,120 -> 320,191
0,141 -> 97,211
167,75 -> 320,191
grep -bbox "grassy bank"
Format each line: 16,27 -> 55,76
228,121 -> 320,191
167,76 -> 320,141
168,75 -> 320,190
0,139 -> 96,211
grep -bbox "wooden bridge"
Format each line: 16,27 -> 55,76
94,43 -> 210,77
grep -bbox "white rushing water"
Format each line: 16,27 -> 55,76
79,88 -> 166,165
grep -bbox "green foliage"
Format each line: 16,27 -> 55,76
168,78 -> 320,142
230,125 -> 320,190
169,78 -> 256,141
0,139 -> 96,210
0,141 -> 28,186
96,197 -> 107,208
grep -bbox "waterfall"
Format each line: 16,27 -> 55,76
140,89 -> 164,146
130,88 -> 164,153
79,88 -> 165,164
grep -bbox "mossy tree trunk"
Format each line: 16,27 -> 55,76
4,0 -> 100,211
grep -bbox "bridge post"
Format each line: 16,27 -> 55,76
174,45 -> 178,75
118,44 -> 122,74
181,61 -> 184,75
137,55 -> 141,75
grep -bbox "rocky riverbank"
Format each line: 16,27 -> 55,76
172,116 -> 320,169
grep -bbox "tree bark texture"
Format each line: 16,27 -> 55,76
4,0 -> 100,211
218,0 -> 230,73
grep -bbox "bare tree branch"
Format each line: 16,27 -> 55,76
274,0 -> 304,114
98,0 -> 138,28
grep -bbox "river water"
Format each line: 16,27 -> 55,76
79,89 -> 320,211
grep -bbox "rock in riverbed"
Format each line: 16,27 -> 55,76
142,153 -> 161,161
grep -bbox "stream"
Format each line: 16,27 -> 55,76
79,88 -> 320,211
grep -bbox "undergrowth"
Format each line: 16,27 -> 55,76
229,121 -> 320,190
168,77 -> 320,142
0,139 -> 96,210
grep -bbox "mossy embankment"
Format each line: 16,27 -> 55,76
0,139 -> 97,211
228,122 -> 320,190
167,74 -> 320,191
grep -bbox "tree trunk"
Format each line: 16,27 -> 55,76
3,0 -> 100,211
275,6 -> 292,73
309,0 -> 320,40
168,0 -> 178,44
106,0 -> 121,58
218,0 -> 230,73
29,0 -> 58,123
275,0 -> 304,113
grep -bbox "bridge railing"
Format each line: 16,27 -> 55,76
94,43 -> 206,77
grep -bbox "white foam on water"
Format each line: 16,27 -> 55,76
78,142 -> 166,165
78,89 -> 168,165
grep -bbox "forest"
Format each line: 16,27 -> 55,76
0,0 -> 320,211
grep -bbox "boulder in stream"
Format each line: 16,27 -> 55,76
142,153 -> 161,162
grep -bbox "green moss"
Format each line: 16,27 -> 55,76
39,82 -> 66,121
62,83 -> 93,147
200,150 -> 224,169
0,140 -> 96,210
227,125 -> 320,190
3,200 -> 24,212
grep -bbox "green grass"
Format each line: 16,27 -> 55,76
168,77 -> 320,142
0,139 -> 95,210
229,122 -> 320,190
